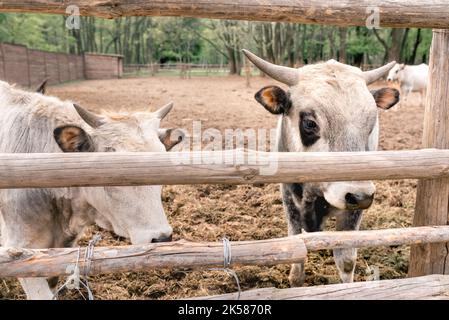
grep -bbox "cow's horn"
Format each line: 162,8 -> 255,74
242,49 -> 299,86
73,104 -> 105,128
154,102 -> 173,120
36,78 -> 48,94
363,61 -> 396,85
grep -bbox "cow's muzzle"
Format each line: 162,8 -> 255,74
345,192 -> 374,210
152,234 -> 173,243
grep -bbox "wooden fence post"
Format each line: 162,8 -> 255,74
409,29 -> 449,276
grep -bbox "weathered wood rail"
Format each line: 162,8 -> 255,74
1,149 -> 449,188
2,226 -> 449,278
0,236 -> 307,278
298,225 -> 449,251
1,1 -> 449,28
194,275 -> 449,300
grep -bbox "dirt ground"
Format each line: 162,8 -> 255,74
0,75 -> 424,300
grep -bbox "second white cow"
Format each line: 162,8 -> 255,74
387,63 -> 428,106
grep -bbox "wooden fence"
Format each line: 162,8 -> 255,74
1,0 -> 449,28
1,0 -> 449,300
124,63 -> 235,78
0,43 -> 124,87
0,43 -> 84,87
0,149 -> 449,189
1,226 -> 448,278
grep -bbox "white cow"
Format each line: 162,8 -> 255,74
0,80 -> 184,299
243,50 -> 399,286
387,63 -> 429,106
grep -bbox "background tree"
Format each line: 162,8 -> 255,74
0,13 -> 432,73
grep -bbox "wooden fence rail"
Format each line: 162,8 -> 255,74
0,236 -> 307,278
1,1 -> 449,28
0,149 -> 449,188
195,275 -> 449,300
2,226 -> 449,278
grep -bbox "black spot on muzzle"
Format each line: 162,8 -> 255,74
151,234 -> 173,243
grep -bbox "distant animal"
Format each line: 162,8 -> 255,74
243,49 -> 399,286
387,63 -> 428,106
0,81 -> 184,299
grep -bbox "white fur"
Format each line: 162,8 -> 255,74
387,63 -> 428,105
0,81 -> 173,299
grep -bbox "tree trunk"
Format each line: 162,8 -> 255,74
389,28 -> 404,62
409,28 -> 422,64
338,27 -> 347,63
227,46 -> 238,74
263,23 -> 275,63
399,28 -> 410,62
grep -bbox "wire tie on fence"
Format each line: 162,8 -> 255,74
82,233 -> 102,300
84,234 -> 102,277
210,237 -> 241,300
52,234 -> 101,300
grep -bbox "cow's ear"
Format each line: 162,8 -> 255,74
255,86 -> 291,114
36,79 -> 48,94
158,128 -> 185,151
371,88 -> 400,110
53,125 -> 95,152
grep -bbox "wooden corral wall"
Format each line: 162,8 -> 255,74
84,53 -> 124,80
28,49 -> 47,87
0,44 -> 123,87
0,43 -> 30,87
0,43 -> 85,87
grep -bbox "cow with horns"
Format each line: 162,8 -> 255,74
243,50 -> 400,286
0,81 -> 184,299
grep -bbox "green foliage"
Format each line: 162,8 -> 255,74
346,28 -> 383,56
0,13 -> 74,52
0,13 -> 431,68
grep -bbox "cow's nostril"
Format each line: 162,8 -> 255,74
345,193 -> 374,210
357,195 -> 374,210
152,234 -> 173,243
345,193 -> 358,206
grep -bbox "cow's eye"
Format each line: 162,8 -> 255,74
299,115 -> 320,147
303,119 -> 317,131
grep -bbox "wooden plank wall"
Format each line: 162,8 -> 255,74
1,43 -> 29,87
84,53 -> 123,80
0,43 -> 121,87
28,49 -> 47,87
44,51 -> 60,85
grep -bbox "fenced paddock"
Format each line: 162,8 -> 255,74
123,63 -> 231,78
0,0 -> 449,300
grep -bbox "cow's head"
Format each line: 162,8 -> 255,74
53,103 -> 184,244
387,63 -> 405,82
244,50 -> 399,211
